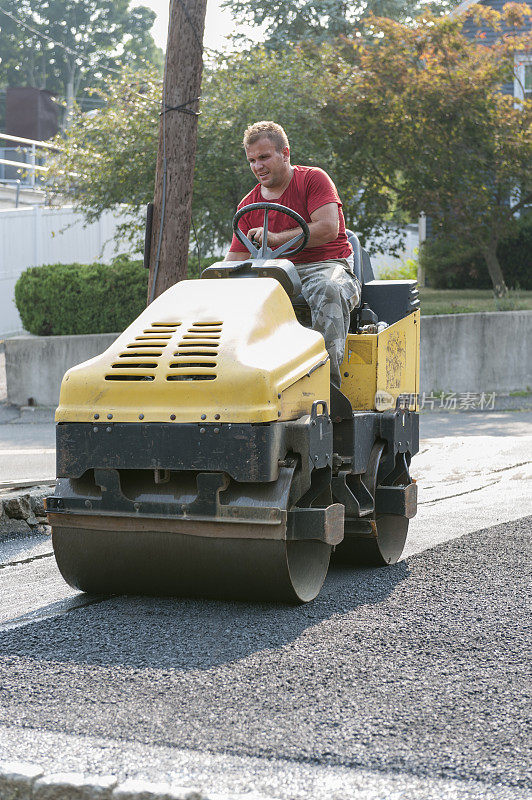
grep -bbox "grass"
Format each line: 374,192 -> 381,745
418,288 -> 532,315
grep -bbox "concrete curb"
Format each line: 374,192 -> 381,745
0,404 -> 56,425
0,763 -> 280,800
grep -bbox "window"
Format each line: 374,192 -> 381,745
525,63 -> 532,96
514,54 -> 532,101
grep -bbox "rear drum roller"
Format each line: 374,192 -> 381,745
333,442 -> 409,567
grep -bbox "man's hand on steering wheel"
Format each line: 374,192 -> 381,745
248,227 -> 290,249
233,203 -> 310,260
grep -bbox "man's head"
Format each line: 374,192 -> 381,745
242,121 -> 291,190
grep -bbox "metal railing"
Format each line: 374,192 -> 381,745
0,132 -> 60,189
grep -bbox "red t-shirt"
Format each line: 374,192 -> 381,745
229,165 -> 352,265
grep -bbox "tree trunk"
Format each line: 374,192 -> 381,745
481,240 -> 508,298
148,0 -> 208,302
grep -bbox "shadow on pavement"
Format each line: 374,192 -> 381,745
0,560 -> 409,670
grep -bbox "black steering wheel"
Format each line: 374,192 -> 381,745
233,202 -> 310,260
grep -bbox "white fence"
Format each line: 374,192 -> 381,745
0,204 -> 420,338
0,205 -> 138,337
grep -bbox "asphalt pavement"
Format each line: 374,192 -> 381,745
0,350 -> 531,799
0,516 -> 530,799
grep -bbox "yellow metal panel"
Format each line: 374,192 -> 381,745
339,334 -> 378,410
376,311 -> 419,411
339,311 -> 420,412
56,278 -> 330,424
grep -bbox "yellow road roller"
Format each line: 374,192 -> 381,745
47,204 -> 420,603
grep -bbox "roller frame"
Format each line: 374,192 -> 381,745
55,402 -> 333,484
48,403 -> 420,602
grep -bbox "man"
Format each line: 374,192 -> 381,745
226,120 -> 360,389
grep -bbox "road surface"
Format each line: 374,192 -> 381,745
0,410 -> 530,799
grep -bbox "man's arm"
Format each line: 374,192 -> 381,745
224,251 -> 249,261
247,202 -> 339,250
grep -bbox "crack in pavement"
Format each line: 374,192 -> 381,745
0,551 -> 54,570
418,477 -> 502,505
418,461 -> 530,506
489,460 -> 531,473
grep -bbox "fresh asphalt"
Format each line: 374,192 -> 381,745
0,409 -> 530,798
0,518 -> 530,799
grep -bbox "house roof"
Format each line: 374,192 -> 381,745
449,0 -> 479,19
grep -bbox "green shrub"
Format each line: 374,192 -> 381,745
378,254 -> 418,281
15,253 -> 228,336
15,256 -> 148,336
420,214 -> 532,290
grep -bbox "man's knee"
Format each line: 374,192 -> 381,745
303,275 -> 344,311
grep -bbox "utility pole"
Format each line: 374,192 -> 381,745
417,212 -> 426,288
147,0 -> 208,302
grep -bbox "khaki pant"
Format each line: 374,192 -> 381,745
297,258 -> 360,389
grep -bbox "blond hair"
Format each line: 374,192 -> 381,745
242,121 -> 289,152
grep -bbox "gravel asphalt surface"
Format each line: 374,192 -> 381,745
0,387 -> 530,798
0,516 -> 530,798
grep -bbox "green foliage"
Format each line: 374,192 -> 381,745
378,255 -> 418,281
187,254 -> 224,280
47,5 -> 531,296
47,68 -> 161,236
14,257 -> 148,336
420,214 -> 532,290
221,0 -> 461,49
326,5 -> 532,294
0,0 -> 163,120
49,50 -> 337,249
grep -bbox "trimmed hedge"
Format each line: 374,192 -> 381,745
15,254 -> 226,336
15,257 -> 148,336
420,215 -> 532,290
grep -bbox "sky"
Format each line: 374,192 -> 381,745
130,0 -> 259,53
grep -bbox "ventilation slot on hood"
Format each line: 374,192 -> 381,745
111,362 -> 158,369
119,351 -> 163,358
168,323 -> 223,382
119,322 -> 181,360
105,374 -> 155,381
167,374 -> 216,382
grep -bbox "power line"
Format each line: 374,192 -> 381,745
0,4 -> 122,77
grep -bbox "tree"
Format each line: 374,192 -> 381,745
46,68 -> 160,248
222,0 -> 462,49
47,4 -> 531,298
0,0 -> 162,124
324,5 -> 532,296
147,0 -> 208,299
47,47 -> 337,253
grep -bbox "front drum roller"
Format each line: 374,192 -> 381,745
49,467 -> 335,604
52,524 -> 331,604
334,442 -> 411,567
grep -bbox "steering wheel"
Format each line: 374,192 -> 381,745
233,202 -> 310,260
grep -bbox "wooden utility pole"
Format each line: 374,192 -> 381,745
148,0 -> 208,302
